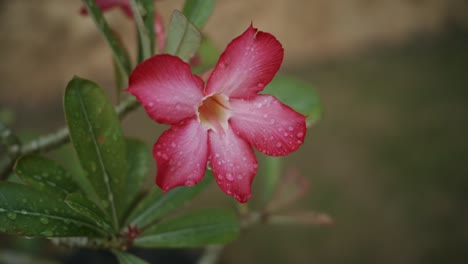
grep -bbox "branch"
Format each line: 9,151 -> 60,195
0,96 -> 139,180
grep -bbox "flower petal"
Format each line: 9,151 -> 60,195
208,128 -> 258,203
127,54 -> 204,125
154,119 -> 208,191
205,24 -> 284,98
229,95 -> 306,156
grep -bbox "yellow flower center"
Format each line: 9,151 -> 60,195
198,94 -> 230,133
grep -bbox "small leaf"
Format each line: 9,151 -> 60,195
124,138 -> 150,212
165,10 -> 201,62
262,74 -> 322,126
192,36 -> 220,75
64,77 -> 127,230
14,155 -> 79,197
0,182 -> 106,237
81,0 -> 132,78
128,172 -> 213,229
260,156 -> 283,205
113,251 -> 149,264
134,208 -> 239,248
65,193 -> 113,234
182,0 -> 216,30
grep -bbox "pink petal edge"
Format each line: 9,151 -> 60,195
229,95 -> 306,156
127,54 -> 204,125
205,24 -> 284,98
154,119 -> 209,191
208,127 -> 258,203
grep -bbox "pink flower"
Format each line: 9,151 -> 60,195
127,25 -> 306,203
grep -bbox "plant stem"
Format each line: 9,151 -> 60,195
129,0 -> 152,60
0,96 -> 139,180
197,245 -> 224,264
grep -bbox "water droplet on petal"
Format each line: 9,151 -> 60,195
148,102 -> 154,107
276,142 -> 282,148
257,83 -> 264,88
185,180 -> 195,186
270,119 -> 275,124
226,173 -> 234,181
288,126 -> 294,131
297,132 -> 304,138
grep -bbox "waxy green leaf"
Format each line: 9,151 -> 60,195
261,156 -> 283,205
263,74 -> 322,126
65,193 -> 113,234
0,182 -> 106,237
165,10 -> 201,62
113,251 -> 149,264
64,77 -> 127,231
182,0 -> 216,30
192,36 -> 220,75
81,0 -> 132,78
14,155 -> 79,197
124,138 -> 150,212
127,172 -> 213,229
134,208 -> 239,248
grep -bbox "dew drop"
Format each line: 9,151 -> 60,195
276,142 -> 282,148
284,132 -> 289,137
7,212 -> 16,220
171,142 -> 176,147
226,173 -> 234,181
297,140 -> 302,144
237,175 -> 243,180
297,132 -> 304,138
288,126 -> 294,131
270,119 -> 275,124
40,217 -> 49,225
257,83 -> 264,88
263,114 -> 268,118
185,180 -> 195,186
148,102 -> 154,107
218,174 -> 224,180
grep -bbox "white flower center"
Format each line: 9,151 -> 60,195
197,94 -> 230,133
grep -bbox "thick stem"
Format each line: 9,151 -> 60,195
0,96 -> 139,180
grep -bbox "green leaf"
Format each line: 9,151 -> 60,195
14,155 -> 79,197
130,0 -> 155,61
124,138 -> 150,211
261,156 -> 283,205
128,172 -> 213,229
65,193 -> 113,234
134,208 -> 239,248
0,182 -> 106,237
81,0 -> 132,78
165,10 -> 202,62
64,77 -> 127,230
182,0 -> 216,30
192,36 -> 220,75
262,74 -> 322,126
113,251 -> 149,264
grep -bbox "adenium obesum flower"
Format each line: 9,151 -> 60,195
80,0 -> 166,52
127,25 -> 306,203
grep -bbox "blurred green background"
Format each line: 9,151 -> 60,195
1,0 -> 468,263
